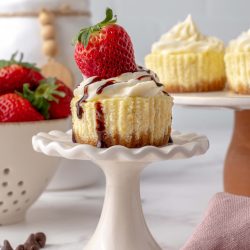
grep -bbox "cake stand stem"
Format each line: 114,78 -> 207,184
84,161 -> 161,250
224,110 -> 250,196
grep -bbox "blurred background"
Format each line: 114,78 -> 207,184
1,0 -> 245,132
91,0 -> 250,132
0,1 -> 247,247
0,0 -> 240,190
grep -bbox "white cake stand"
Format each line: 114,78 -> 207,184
173,90 -> 250,196
32,130 -> 209,250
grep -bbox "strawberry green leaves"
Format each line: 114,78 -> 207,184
80,30 -> 91,48
18,78 -> 65,119
100,8 -> 116,25
73,7 -> 117,47
0,52 -> 40,71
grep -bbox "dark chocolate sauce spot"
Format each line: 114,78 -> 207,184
137,65 -> 164,87
168,136 -> 173,144
153,79 -> 164,87
95,102 -> 107,148
96,80 -> 116,94
162,90 -> 170,96
137,74 -> 163,87
137,65 -> 144,71
137,75 -> 149,81
72,130 -> 77,143
137,65 -> 151,75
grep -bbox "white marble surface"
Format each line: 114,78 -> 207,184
0,128 -> 232,250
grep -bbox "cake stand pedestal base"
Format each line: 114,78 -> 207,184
32,130 -> 209,250
85,161 -> 160,250
172,91 -> 250,196
224,110 -> 250,196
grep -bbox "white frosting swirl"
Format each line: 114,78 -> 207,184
152,15 -> 224,54
227,29 -> 250,53
74,70 -> 166,101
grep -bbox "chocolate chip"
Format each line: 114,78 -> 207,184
2,232 -> 46,250
2,240 -> 13,250
24,234 -> 40,249
15,245 -> 24,250
28,245 -> 39,250
34,233 -> 46,248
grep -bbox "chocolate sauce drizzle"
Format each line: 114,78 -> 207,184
137,66 -> 169,96
96,80 -> 115,94
137,74 -> 163,87
137,66 -> 163,87
76,76 -> 102,119
95,102 -> 107,148
72,130 -> 77,143
75,66 -> 169,147
168,136 -> 173,144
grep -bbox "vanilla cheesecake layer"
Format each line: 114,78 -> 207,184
72,95 -> 173,148
146,51 -> 225,92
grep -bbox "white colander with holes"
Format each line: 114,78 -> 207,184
0,119 -> 68,225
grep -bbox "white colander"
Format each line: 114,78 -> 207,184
0,119 -> 68,225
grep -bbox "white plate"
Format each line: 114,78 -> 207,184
172,91 -> 250,110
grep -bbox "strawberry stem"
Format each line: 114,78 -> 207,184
0,52 -> 40,71
73,7 -> 117,47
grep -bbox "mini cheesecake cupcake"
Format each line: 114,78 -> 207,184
145,15 -> 226,92
72,8 -> 173,148
225,30 -> 250,94
71,69 -> 173,148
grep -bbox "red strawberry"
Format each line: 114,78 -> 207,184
0,93 -> 44,122
0,52 -> 44,95
74,8 -> 137,79
49,81 -> 73,119
21,78 -> 73,119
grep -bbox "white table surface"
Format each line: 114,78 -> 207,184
0,128 -> 232,250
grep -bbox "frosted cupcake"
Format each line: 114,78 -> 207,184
225,30 -> 250,94
145,15 -> 226,92
71,8 -> 173,148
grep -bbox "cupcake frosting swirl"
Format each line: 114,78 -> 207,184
152,15 -> 224,54
74,69 -> 166,101
227,29 -> 250,53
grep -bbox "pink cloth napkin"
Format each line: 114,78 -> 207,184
182,192 -> 250,250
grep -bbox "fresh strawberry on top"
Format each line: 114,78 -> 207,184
20,78 -> 73,119
74,8 -> 137,79
0,93 -> 44,122
0,52 -> 44,95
